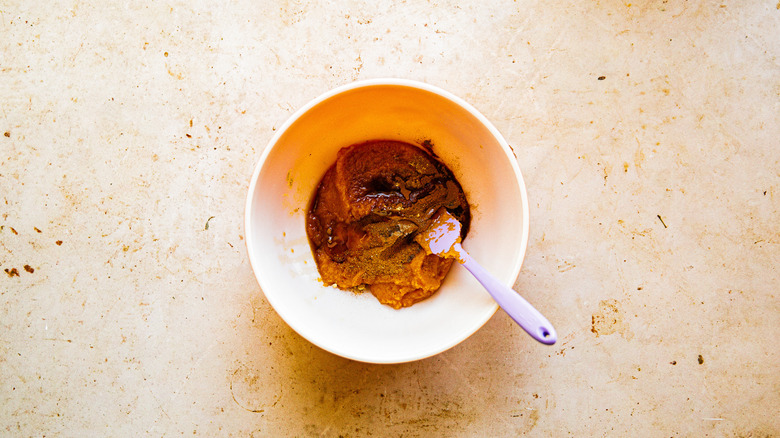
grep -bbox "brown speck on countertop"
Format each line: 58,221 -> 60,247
3,131 -> 9,137
670,361 -> 677,365
698,354 -> 704,365
23,265 -> 34,273
55,240 -> 63,246
34,227 -> 42,233
5,268 -> 20,277
10,227 -> 18,235
591,299 -> 632,339
598,75 -> 606,80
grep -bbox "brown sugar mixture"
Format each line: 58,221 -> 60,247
306,140 -> 471,309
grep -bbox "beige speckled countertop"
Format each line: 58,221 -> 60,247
1,1 -> 778,436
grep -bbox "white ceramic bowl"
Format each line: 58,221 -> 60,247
245,79 -> 529,364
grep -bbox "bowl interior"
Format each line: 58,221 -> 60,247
246,81 -> 528,363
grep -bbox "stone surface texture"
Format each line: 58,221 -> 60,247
1,0 -> 778,436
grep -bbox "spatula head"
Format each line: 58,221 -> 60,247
415,208 -> 463,260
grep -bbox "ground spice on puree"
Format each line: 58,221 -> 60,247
306,140 -> 470,309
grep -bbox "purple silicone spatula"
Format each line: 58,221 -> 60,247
416,209 -> 557,345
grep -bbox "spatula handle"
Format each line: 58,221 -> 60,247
455,243 -> 557,345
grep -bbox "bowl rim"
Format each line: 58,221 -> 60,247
244,78 -> 530,363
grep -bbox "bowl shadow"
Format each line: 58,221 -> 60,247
230,289 -> 547,436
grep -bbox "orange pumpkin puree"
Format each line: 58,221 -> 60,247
306,140 -> 470,309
